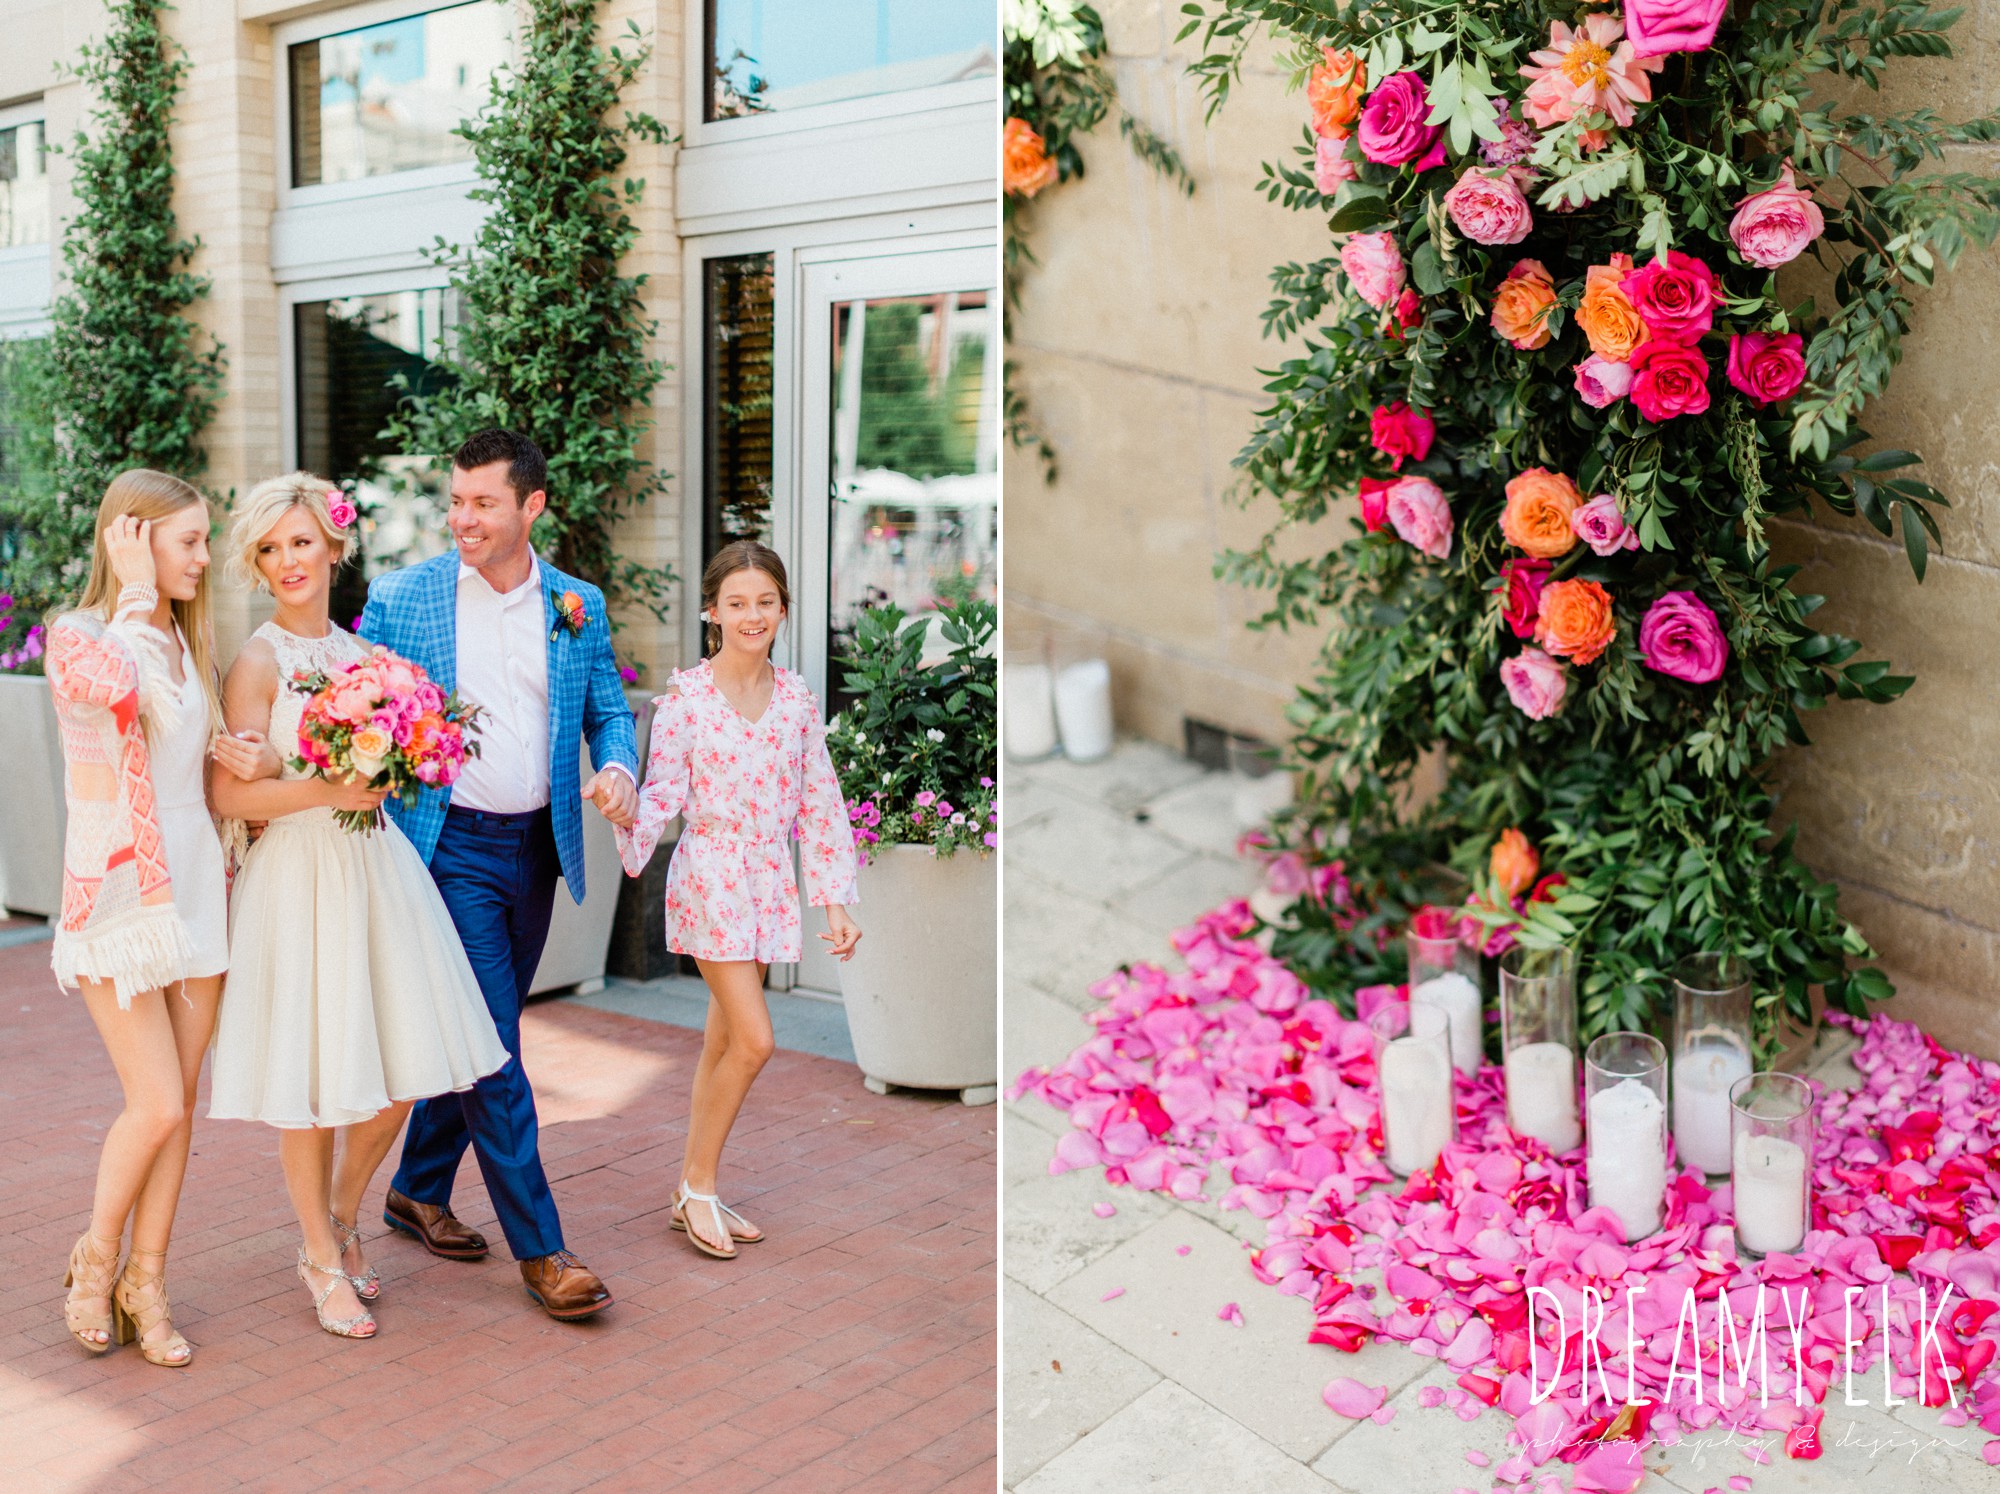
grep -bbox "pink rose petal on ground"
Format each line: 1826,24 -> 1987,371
1983,1439 -> 2000,1465
1370,1404 -> 1397,1424
1727,1478 -> 1751,1492
1571,1441 -> 1647,1493
1418,1385 -> 1446,1408
1176,1245 -> 1191,1256
1323,1377 -> 1389,1418
1465,1449 -> 1491,1467
1741,1445 -> 1770,1465
1092,1201 -> 1117,1218
1218,1301 -> 1244,1325
1100,1287 -> 1125,1302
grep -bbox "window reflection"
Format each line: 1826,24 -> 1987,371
703,254 -> 776,568
290,1 -> 510,187
708,0 -> 996,121
0,122 -> 48,249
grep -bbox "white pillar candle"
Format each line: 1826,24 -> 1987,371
1053,659 -> 1114,762
1505,1041 -> 1581,1153
1379,1036 -> 1453,1175
1588,1077 -> 1668,1241
1413,973 -> 1482,1077
1672,1038 -> 1752,1174
1734,1132 -> 1808,1255
1005,662 -> 1058,760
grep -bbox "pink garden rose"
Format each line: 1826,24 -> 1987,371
1357,475 -> 1394,533
327,495 -> 358,529
1443,168 -> 1534,246
1726,331 -> 1808,406
1573,354 -> 1634,408
1621,250 -> 1717,345
1358,72 -> 1444,170
1500,647 -> 1568,720
1479,100 -> 1538,168
1496,557 -> 1551,639
1384,476 -> 1453,560
1628,340 -> 1711,422
1315,137 -> 1359,195
1638,590 -> 1729,682
1729,163 -> 1825,268
1369,401 -> 1435,468
1571,493 -> 1641,556
1624,0 -> 1730,57
1340,231 -> 1405,310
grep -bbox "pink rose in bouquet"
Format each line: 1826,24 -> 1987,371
1625,0 -> 1730,59
1315,137 -> 1359,195
1638,591 -> 1729,683
1444,168 -> 1534,245
1358,72 -> 1443,170
1500,647 -> 1568,721
1340,231 -> 1405,309
1357,475 -> 1395,534
1726,331 -> 1808,406
1571,493 -> 1642,556
1369,401 -> 1435,468
1628,340 -> 1712,422
1622,251 -> 1717,345
1386,288 -> 1424,342
1384,476 -> 1453,560
1730,163 -> 1825,268
1573,354 -> 1634,409
1495,557 -> 1551,639
290,644 -> 485,831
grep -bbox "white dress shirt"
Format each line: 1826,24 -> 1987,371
451,556 -> 553,813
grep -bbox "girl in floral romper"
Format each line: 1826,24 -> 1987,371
616,540 -> 861,1258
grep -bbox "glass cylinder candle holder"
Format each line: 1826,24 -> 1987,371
1407,906 -> 1483,1078
1003,634 -> 1059,762
1585,1032 -> 1669,1242
1731,1072 -> 1813,1259
1369,1001 -> 1455,1176
1671,952 -> 1754,1176
1500,945 -> 1580,1153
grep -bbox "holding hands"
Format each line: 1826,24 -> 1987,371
584,767 -> 637,828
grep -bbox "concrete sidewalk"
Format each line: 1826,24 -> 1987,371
1002,740 -> 1988,1493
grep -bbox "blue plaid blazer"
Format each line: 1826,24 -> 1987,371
359,551 -> 639,903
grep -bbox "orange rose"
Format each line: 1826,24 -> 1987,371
1535,578 -> 1618,665
1500,468 -> 1583,558
1490,828 -> 1539,901
1004,117 -> 1059,198
1577,255 -> 1649,363
1490,260 -> 1557,351
1308,49 -> 1367,140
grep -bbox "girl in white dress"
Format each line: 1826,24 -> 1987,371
48,469 -> 230,1369
208,474 -> 508,1340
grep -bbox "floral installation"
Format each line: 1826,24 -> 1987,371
548,587 -> 588,641
289,645 -> 484,832
1189,0 -> 2000,1050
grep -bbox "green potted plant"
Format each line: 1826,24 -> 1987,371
827,598 -> 997,1105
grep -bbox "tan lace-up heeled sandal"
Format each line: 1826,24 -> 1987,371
63,1232 -> 122,1354
112,1248 -> 191,1367
296,1247 -> 377,1339
329,1214 -> 381,1300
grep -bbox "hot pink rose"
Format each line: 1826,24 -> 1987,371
1726,331 -> 1808,406
1357,475 -> 1394,533
1573,354 -> 1634,408
1624,0 -> 1729,57
1628,340 -> 1711,422
1369,401 -> 1435,469
1384,476 -> 1453,560
1730,163 -> 1825,269
1638,590 -> 1729,682
1340,231 -> 1406,310
1621,250 -> 1717,345
1315,136 -> 1359,195
1500,647 -> 1568,720
1385,287 -> 1423,342
1443,168 -> 1534,246
1358,72 -> 1443,169
1571,493 -> 1641,556
327,496 -> 358,529
1496,557 -> 1551,639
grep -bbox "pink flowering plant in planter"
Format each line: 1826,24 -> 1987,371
1179,0 -> 2000,1045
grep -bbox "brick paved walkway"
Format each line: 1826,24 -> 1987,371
0,931 -> 995,1493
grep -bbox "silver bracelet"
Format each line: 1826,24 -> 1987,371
116,582 -> 159,613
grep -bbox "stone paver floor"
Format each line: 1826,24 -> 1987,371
0,924 -> 994,1493
1002,740 -> 1990,1493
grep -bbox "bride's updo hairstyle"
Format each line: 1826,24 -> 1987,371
227,472 -> 354,590
701,540 -> 790,658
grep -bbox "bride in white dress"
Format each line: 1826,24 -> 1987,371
208,473 -> 508,1340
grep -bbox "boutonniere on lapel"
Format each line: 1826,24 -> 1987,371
550,589 -> 588,641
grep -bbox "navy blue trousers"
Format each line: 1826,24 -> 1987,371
390,805 -> 565,1260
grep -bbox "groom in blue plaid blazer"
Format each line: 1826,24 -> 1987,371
360,429 -> 638,1321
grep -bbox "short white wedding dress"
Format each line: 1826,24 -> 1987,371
208,622 -> 509,1128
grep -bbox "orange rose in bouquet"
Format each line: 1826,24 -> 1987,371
1004,117 -> 1059,198
1534,579 -> 1618,665
1489,829 -> 1540,901
1577,256 -> 1650,363
1501,469 -> 1583,558
1308,49 -> 1367,139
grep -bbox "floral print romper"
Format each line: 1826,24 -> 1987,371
616,659 -> 860,963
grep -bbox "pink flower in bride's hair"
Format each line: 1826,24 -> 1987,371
1571,493 -> 1641,556
1357,475 -> 1395,534
1495,557 -> 1551,639
1520,15 -> 1662,130
1340,231 -> 1405,310
1730,163 -> 1825,269
1357,72 -> 1442,170
1384,476 -> 1453,560
1625,0 -> 1730,58
1573,354 -> 1634,408
326,492 -> 357,529
1726,331 -> 1808,406
1314,137 -> 1358,194
1444,168 -> 1534,246
1628,340 -> 1711,422
1369,402 -> 1434,469
1639,590 -> 1729,682
1621,250 -> 1717,345
1500,647 -> 1568,720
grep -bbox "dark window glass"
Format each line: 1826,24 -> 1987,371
0,122 -> 49,248
708,0 -> 996,121
703,254 -> 776,569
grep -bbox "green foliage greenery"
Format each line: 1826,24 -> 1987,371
1178,0 -> 2000,1054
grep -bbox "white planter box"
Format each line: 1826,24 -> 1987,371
836,842 -> 997,1104
527,755 -> 625,997
0,674 -> 65,916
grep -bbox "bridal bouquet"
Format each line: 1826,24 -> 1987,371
288,646 -> 484,832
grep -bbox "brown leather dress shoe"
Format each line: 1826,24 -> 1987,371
520,1252 -> 613,1321
382,1189 -> 489,1260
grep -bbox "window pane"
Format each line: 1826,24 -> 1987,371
709,0 -> 996,120
0,122 -> 49,249
827,290 -> 996,709
294,288 -> 463,625
703,253 -> 776,567
290,1 -> 510,187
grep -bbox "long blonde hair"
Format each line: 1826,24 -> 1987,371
75,469 -> 223,733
